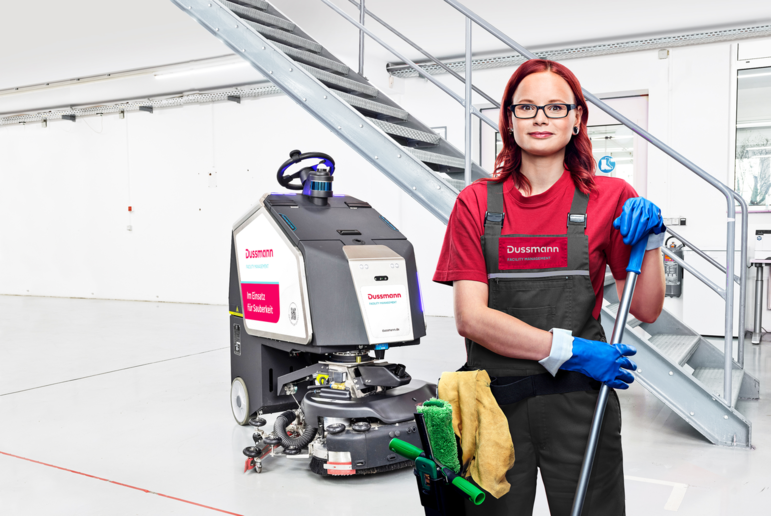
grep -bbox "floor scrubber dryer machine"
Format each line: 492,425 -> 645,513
229,150 -> 434,476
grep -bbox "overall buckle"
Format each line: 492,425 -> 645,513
567,213 -> 587,228
485,211 -> 505,225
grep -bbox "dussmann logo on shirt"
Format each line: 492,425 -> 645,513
498,237 -> 568,270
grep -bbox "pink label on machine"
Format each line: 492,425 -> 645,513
498,237 -> 568,270
241,283 -> 280,323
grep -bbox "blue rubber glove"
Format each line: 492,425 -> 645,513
613,197 -> 666,247
560,338 -> 638,389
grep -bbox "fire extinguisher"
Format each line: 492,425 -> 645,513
664,236 -> 684,298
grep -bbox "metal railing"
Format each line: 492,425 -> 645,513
328,0 -> 749,405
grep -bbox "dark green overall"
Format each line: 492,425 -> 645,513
464,181 -> 625,516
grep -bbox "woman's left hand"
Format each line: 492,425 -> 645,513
613,197 -> 666,246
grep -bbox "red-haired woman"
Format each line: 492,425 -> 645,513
434,59 -> 665,514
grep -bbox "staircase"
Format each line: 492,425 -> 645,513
171,0 -> 756,447
602,274 -> 757,446
172,0 -> 490,223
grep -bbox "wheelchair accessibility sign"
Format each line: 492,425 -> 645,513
598,156 -> 616,173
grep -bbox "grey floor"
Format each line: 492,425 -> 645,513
1,295 -> 769,515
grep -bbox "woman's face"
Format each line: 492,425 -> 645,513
510,71 -> 583,158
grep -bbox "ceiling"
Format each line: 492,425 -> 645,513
1,0 -> 770,91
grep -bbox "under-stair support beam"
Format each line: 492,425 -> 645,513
320,0 -> 498,133
172,0 -> 459,223
444,0 -> 743,406
346,0 -> 500,108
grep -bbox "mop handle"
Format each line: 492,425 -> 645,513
569,237 -> 647,516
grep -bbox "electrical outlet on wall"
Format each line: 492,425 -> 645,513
664,218 -> 686,226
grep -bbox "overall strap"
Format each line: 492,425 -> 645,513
567,188 -> 589,235
484,180 -> 505,237
482,180 -> 505,275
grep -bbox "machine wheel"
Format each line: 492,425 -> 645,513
231,377 -> 250,426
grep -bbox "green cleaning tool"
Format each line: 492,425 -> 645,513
390,407 -> 485,515
417,398 -> 461,474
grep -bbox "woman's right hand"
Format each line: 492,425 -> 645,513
560,338 -> 638,389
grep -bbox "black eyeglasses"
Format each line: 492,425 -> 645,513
509,103 -> 577,119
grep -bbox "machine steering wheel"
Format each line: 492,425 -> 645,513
276,150 -> 335,191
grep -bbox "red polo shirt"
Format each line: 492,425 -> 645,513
433,171 -> 638,319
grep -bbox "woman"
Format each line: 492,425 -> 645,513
433,59 -> 665,515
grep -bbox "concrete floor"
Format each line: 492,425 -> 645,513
1,295 -> 769,515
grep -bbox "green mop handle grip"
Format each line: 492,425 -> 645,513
389,438 -> 424,461
443,468 -> 486,505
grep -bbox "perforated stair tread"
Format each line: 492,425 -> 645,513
605,303 -> 643,328
692,367 -> 744,407
369,119 -> 441,144
405,148 -> 465,169
273,42 -> 349,74
336,92 -> 407,119
299,64 -> 378,96
230,0 -> 268,10
224,0 -> 295,31
243,20 -> 322,53
649,334 -> 700,366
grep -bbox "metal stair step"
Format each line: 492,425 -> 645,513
405,148 -> 465,169
606,303 -> 643,328
299,64 -> 378,96
369,119 -> 441,144
224,0 -> 294,31
243,20 -> 322,53
336,92 -> 407,119
272,42 -> 348,74
649,334 -> 700,366
692,367 -> 744,407
230,0 -> 268,10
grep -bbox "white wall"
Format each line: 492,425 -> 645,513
3,37 -> 771,322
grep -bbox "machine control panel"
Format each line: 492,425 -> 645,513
343,245 -> 414,345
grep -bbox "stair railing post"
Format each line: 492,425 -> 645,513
358,0 -> 365,76
464,17 -> 473,186
736,192 -> 748,368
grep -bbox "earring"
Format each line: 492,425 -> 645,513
572,126 -> 580,136
508,128 -> 514,136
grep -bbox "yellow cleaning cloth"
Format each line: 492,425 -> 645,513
438,370 -> 515,499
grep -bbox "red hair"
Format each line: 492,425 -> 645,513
492,59 -> 596,194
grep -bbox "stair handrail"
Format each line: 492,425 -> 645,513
347,0 -> 500,109
667,227 -> 741,285
444,0 -> 748,405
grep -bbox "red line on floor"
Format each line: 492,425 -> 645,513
0,451 -> 243,516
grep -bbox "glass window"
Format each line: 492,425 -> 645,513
735,66 -> 771,207
588,125 -> 635,186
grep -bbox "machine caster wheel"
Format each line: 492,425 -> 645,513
352,422 -> 371,432
264,434 -> 282,446
243,446 -> 259,458
255,462 -> 263,474
253,433 -> 263,445
285,446 -> 300,455
230,377 -> 250,426
249,416 -> 267,428
326,423 -> 345,435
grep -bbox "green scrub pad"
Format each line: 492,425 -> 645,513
417,398 -> 461,474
